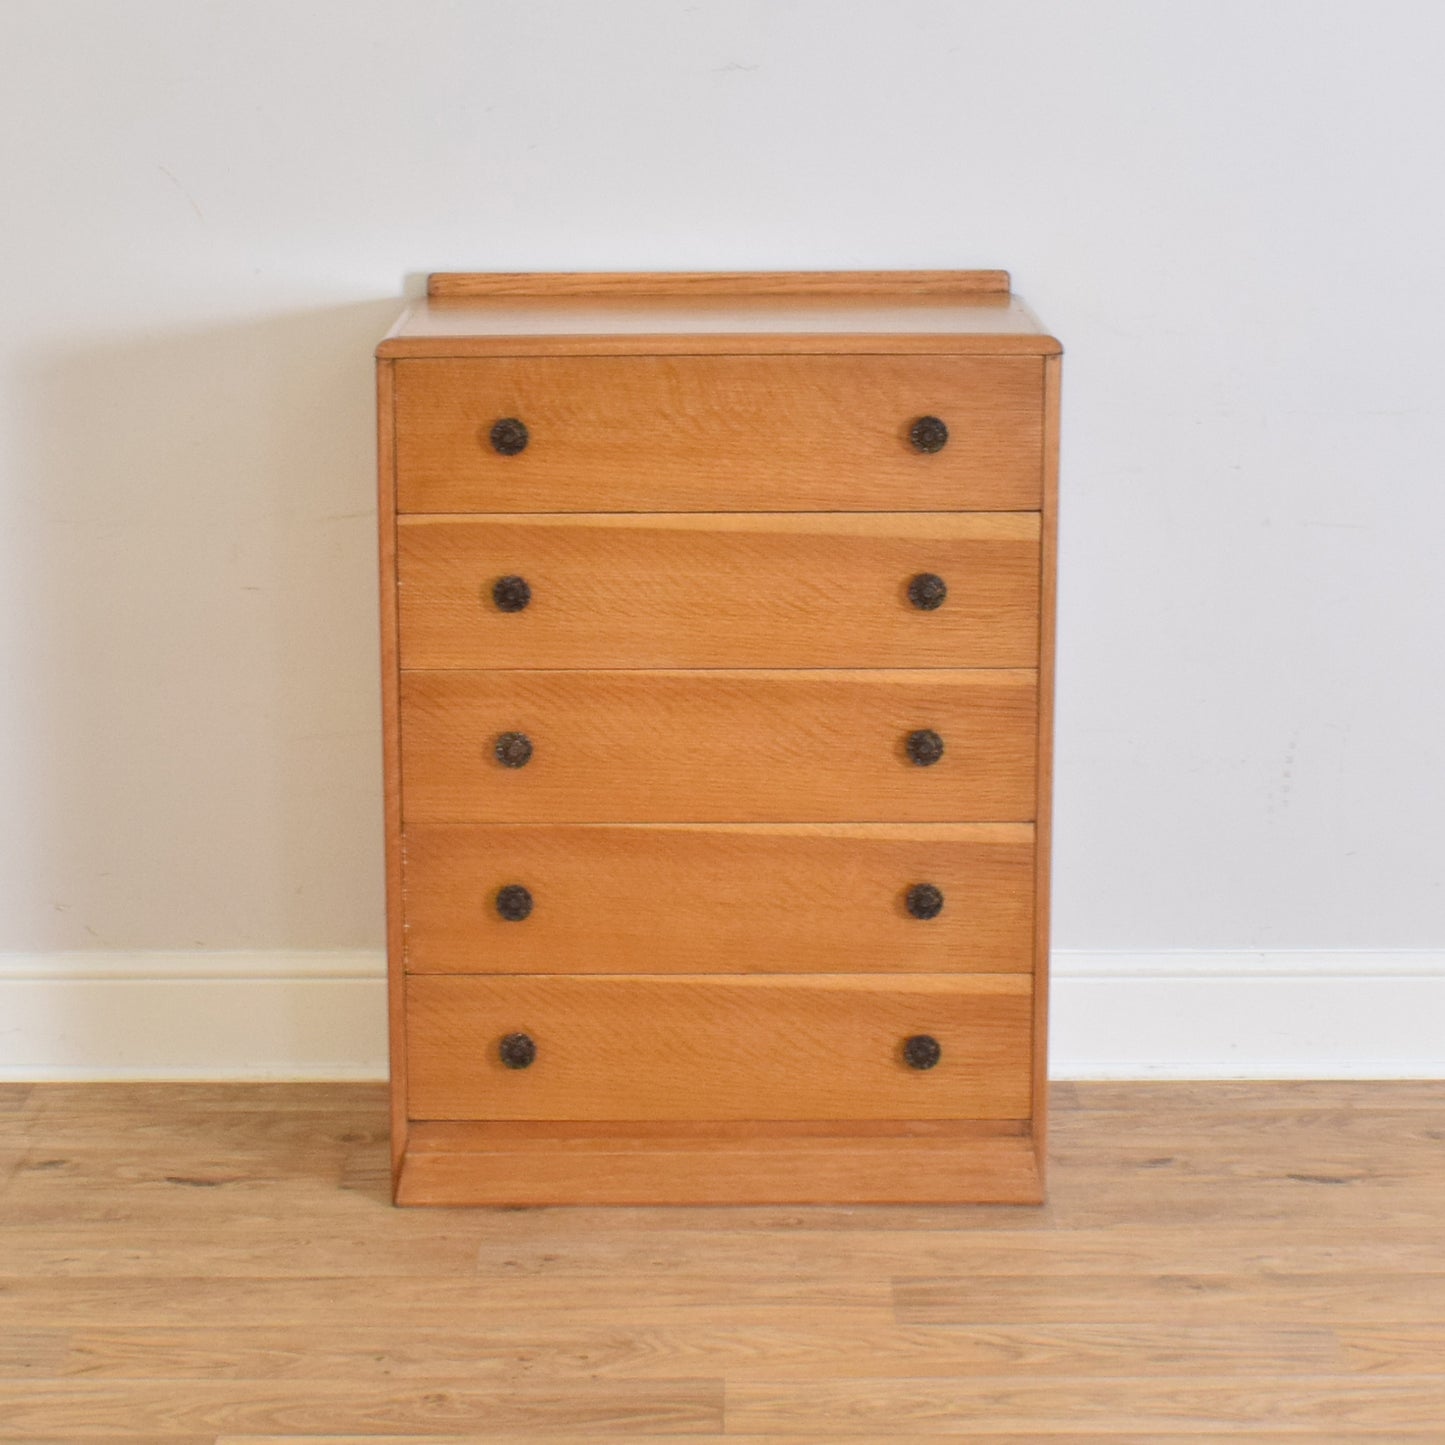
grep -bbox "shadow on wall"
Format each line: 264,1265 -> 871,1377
12,299 -> 401,954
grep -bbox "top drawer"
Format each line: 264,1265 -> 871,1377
392,356 -> 1045,513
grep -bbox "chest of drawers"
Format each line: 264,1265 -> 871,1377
376,270 -> 1060,1205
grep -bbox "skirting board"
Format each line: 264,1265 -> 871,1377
0,950 -> 1441,1081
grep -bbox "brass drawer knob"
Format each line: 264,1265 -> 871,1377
495,884 -> 533,921
490,417 -> 529,455
908,415 -> 949,453
498,1032 -> 536,1069
903,1034 -> 942,1070
905,883 -> 945,920
907,572 -> 948,610
494,731 -> 534,768
492,575 -> 532,612
905,729 -> 945,767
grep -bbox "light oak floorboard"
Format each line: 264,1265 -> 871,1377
57,1321 -> 1336,1383
217,1438 -> 1445,1445
2,1438 -> 214,1445
725,1376 -> 1445,1433
0,1330 -> 68,1379
0,1379 -> 720,1437
2,1081 -> 1442,1439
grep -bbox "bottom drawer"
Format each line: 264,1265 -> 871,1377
406,974 -> 1032,1122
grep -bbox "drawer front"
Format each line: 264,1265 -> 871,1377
403,823 -> 1035,974
406,973 -> 1032,1121
393,356 -> 1044,512
398,513 -> 1040,670
399,669 -> 1038,823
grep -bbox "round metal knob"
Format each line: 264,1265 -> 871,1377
492,575 -> 532,612
908,572 -> 948,611
499,1032 -> 536,1069
495,884 -> 533,922
903,1034 -> 942,1070
909,416 -> 949,453
490,418 -> 529,455
905,729 -> 945,767
905,883 -> 945,920
494,731 -> 534,768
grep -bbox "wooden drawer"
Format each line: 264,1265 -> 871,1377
403,822 -> 1035,974
398,512 -> 1041,670
393,356 -> 1044,512
399,669 -> 1038,823
406,973 -> 1033,1121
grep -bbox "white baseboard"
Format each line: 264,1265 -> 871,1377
0,952 -> 389,1082
0,950 -> 1440,1082
1051,950 -> 1445,1079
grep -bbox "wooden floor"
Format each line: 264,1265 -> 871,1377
1,1082 -> 1442,1441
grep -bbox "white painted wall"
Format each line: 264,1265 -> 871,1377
1,2 -> 1442,1073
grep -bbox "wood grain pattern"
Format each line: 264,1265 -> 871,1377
218,1438 -> 1445,1445
0,1273 -> 892,1329
404,973 -> 1033,1122
725,1376 -> 1445,1435
892,1271 -> 1445,1327
379,328 -> 1063,360
378,288 -> 1061,359
375,358 -> 408,1182
2,1082 -> 1442,1438
49,1316 -> 1353,1378
457,1220 -> 1445,1287
401,822 -> 1035,975
1032,349 -> 1061,1181
221,1437 -> 1445,1445
0,1379 -> 721,1436
397,512 -> 1041,670
427,270 -> 1014,298
392,355 -> 1045,512
397,1122 -> 1041,1207
398,668 -> 1038,824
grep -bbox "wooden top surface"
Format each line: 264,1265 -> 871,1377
377,271 -> 1060,358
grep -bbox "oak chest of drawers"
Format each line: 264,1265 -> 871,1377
376,270 -> 1060,1205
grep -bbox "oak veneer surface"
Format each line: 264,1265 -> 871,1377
399,668 -> 1038,824
405,973 -> 1032,1122
425,268 -> 1016,297
397,512 -> 1041,670
377,359 -> 409,1175
4,1081 -> 1445,1440
392,355 -> 1044,512
396,1122 -> 1042,1208
1032,350 -> 1061,1162
380,270 -> 1059,358
379,271 -> 1057,1207
401,822 -> 1035,975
